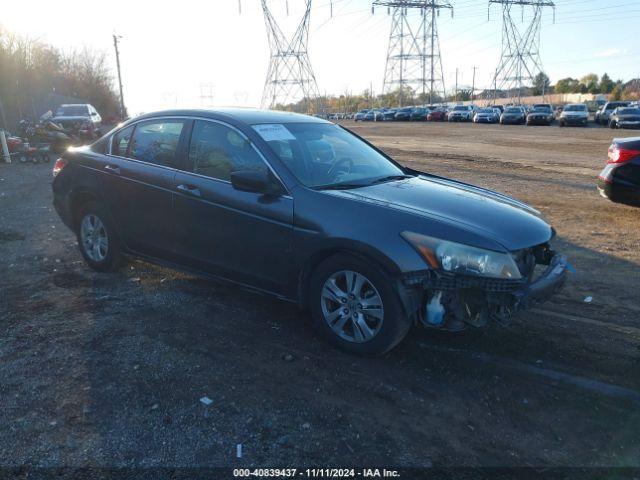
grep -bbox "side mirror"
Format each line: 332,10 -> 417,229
231,169 -> 282,196
91,112 -> 98,116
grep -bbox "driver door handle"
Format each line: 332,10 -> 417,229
104,164 -> 121,175
176,184 -> 202,198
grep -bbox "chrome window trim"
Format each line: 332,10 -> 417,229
107,115 -> 291,196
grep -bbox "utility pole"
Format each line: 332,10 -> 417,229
373,1 -> 453,107
489,0 -> 555,103
0,96 -> 7,131
112,34 -> 126,119
471,66 -> 478,104
455,68 -> 459,103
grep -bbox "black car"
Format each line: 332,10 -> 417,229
500,107 -> 526,125
52,109 -> 569,355
608,107 -> 640,129
526,104 -> 554,126
597,137 -> 640,206
382,109 -> 398,121
394,107 -> 414,121
410,107 -> 429,121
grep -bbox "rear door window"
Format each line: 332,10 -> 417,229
129,120 -> 185,167
111,125 -> 134,157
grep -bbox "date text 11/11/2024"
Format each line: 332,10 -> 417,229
232,468 -> 401,477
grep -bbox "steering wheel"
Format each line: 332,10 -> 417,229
326,157 -> 354,180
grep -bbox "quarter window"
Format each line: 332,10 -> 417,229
111,125 -> 134,157
129,120 -> 185,167
188,120 -> 267,181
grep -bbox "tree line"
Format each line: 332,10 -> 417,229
284,72 -> 640,114
0,26 -> 120,130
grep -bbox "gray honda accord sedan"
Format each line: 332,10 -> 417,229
52,109 -> 568,355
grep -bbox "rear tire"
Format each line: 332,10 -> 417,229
75,201 -> 121,272
308,254 -> 411,356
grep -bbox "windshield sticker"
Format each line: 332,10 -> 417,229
253,124 -> 296,142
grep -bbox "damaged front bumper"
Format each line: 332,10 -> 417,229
399,253 -> 569,329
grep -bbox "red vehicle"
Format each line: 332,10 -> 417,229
427,109 -> 447,122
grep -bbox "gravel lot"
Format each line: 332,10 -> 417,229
1,121 -> 639,474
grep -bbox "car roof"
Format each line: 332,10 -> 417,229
131,108 -> 330,125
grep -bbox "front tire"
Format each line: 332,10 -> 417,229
76,201 -> 121,272
309,254 -> 411,356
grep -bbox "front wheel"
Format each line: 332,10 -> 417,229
76,201 -> 121,272
309,254 -> 411,356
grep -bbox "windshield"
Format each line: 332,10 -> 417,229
453,106 -> 468,111
532,106 -> 551,112
55,105 -> 89,116
619,108 -> 640,115
478,109 -> 493,114
505,108 -> 521,114
565,105 -> 587,112
254,123 -> 406,189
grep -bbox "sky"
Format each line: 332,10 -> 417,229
2,0 -> 639,114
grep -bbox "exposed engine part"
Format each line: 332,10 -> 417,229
422,288 -> 490,330
491,305 -> 513,327
420,287 -> 523,330
425,291 -> 446,327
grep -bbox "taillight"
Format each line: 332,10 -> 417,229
52,158 -> 68,177
608,144 -> 640,164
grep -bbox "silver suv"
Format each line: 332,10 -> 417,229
53,104 -> 102,138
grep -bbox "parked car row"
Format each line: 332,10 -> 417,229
334,101 -> 640,130
353,105 -> 450,123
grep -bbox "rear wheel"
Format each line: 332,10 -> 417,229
76,201 -> 121,272
309,254 -> 411,356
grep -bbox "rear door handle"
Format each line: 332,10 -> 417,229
104,164 -> 121,175
176,184 -> 202,198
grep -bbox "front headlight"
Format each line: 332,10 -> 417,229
401,231 -> 522,279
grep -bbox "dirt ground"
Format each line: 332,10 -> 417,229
1,121 -> 639,474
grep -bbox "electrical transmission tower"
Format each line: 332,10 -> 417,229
261,0 -> 322,113
489,0 -> 555,103
373,1 -> 452,106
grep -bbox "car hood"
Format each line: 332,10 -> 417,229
325,175 -> 553,251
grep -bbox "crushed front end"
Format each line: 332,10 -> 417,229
399,238 -> 569,331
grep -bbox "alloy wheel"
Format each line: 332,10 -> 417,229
80,214 -> 108,262
320,270 -> 384,343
